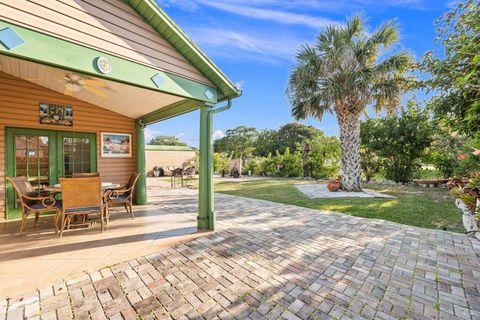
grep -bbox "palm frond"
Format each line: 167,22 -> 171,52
369,20 -> 399,49
344,14 -> 365,41
374,51 -> 412,75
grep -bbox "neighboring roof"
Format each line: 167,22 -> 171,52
146,145 -> 196,151
125,0 -> 241,102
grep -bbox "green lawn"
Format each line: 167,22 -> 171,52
215,178 -> 464,233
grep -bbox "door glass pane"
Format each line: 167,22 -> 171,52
15,136 -> 26,149
14,135 -> 49,204
63,136 -> 92,177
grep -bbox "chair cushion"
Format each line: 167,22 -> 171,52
25,201 -> 62,213
65,206 -> 101,213
109,195 -> 129,201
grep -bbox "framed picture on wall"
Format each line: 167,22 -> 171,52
101,132 -> 132,158
39,103 -> 73,126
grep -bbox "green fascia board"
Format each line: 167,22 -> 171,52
125,0 -> 241,102
146,145 -> 195,151
140,99 -> 203,124
0,20 -> 218,104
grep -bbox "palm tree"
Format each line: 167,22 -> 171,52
287,15 -> 412,191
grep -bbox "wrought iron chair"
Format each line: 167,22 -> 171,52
6,176 -> 60,237
104,172 -> 140,223
59,177 -> 105,237
72,172 -> 100,178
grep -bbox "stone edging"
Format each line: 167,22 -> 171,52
455,198 -> 480,241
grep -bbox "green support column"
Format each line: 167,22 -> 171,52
135,119 -> 148,205
198,105 -> 215,231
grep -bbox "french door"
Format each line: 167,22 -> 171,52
5,128 -> 96,220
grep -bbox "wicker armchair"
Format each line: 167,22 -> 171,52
72,172 -> 100,178
6,176 -> 60,237
104,172 -> 140,223
59,177 -> 105,237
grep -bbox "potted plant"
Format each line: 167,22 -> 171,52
153,166 -> 161,177
327,177 -> 341,192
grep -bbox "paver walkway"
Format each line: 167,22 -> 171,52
2,191 -> 480,320
295,184 -> 396,199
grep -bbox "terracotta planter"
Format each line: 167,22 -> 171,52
327,180 -> 341,192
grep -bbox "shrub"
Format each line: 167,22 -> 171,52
213,153 -> 230,174
279,148 -> 303,177
243,158 -> 261,175
360,100 -> 434,183
308,135 -> 341,179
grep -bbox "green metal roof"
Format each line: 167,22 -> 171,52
146,145 -> 196,151
125,0 -> 241,102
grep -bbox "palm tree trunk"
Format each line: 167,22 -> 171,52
337,110 -> 362,191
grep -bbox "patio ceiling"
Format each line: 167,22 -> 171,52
0,55 -> 186,119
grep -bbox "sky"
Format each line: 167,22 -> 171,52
147,0 -> 456,146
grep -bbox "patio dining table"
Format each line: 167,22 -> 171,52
43,182 -> 121,229
44,182 -> 121,193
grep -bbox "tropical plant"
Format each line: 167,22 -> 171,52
287,15 -> 413,191
213,152 -> 230,174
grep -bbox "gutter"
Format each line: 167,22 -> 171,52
211,90 -> 242,114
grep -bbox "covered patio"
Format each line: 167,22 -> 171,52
0,179 -> 201,299
0,0 -> 240,235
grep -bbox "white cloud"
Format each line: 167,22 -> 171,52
187,27 -> 304,62
213,130 -> 225,140
235,80 -> 245,90
144,127 -> 162,144
198,1 -> 340,29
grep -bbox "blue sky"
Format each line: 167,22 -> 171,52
148,0 -> 455,146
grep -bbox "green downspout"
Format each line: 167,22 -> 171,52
135,119 -> 147,205
198,100 -> 233,231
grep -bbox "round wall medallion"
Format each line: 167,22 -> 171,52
95,57 -> 112,74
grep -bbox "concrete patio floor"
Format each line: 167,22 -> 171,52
1,181 -> 480,319
0,180 -> 203,299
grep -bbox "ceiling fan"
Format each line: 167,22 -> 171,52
61,73 -> 112,98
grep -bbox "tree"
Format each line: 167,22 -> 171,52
213,126 -> 257,158
423,0 -> 480,138
361,100 -> 434,183
149,135 -> 188,146
287,15 -> 412,191
254,129 -> 280,157
276,123 -> 322,153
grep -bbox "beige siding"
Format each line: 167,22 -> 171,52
0,0 -> 213,86
0,71 -> 136,221
146,150 -> 196,175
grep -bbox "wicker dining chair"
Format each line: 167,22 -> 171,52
6,176 -> 60,237
72,172 -> 100,178
59,177 -> 105,237
104,172 -> 140,223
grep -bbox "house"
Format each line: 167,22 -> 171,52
0,0 -> 241,231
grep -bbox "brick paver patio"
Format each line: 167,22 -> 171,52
2,191 -> 480,320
